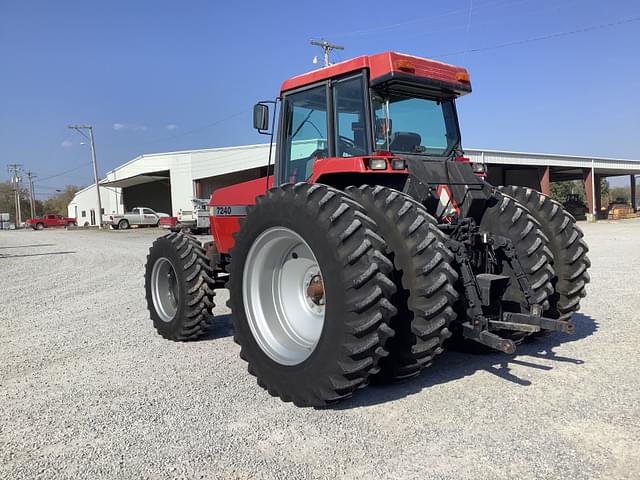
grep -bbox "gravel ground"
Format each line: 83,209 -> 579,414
1,220 -> 639,480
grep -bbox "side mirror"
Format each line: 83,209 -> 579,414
253,103 -> 269,132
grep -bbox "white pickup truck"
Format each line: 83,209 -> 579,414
103,207 -> 169,230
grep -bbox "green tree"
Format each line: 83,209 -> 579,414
41,185 -> 82,216
0,181 -> 31,223
600,178 -> 610,206
609,186 -> 630,203
1,182 -> 81,223
550,180 -> 585,203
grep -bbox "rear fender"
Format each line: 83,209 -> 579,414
209,176 -> 273,254
210,157 -> 409,253
310,156 -> 409,191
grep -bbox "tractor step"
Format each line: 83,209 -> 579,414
212,272 -> 229,290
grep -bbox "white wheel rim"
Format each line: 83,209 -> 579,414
151,257 -> 179,323
242,227 -> 325,366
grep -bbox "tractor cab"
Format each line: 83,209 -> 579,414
254,52 -> 473,186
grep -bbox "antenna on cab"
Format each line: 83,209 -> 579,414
310,39 -> 344,67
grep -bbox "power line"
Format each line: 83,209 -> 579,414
323,0 -> 518,39
462,0 -> 475,64
41,111 -> 252,184
37,162 -> 93,182
405,0 -> 580,41
142,109 -> 249,146
435,15 -> 640,58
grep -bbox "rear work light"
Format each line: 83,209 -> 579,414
456,71 -> 471,83
369,158 -> 387,170
391,158 -> 406,170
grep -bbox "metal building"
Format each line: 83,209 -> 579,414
68,143 -> 271,225
68,144 -> 640,225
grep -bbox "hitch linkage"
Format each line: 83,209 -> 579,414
446,236 -> 575,354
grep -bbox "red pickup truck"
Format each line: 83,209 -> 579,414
26,214 -> 77,230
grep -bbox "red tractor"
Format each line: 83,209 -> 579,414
144,52 -> 590,407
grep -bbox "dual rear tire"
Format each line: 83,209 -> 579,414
498,186 -> 590,321
347,185 -> 458,382
229,184 -> 460,405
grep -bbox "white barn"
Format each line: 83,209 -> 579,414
68,143 -> 272,225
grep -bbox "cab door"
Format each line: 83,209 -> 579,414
278,83 -> 329,184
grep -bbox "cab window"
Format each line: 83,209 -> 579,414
282,85 -> 328,183
142,208 -> 154,215
333,75 -> 367,157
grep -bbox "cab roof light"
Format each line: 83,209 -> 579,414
395,59 -> 415,73
456,71 -> 471,83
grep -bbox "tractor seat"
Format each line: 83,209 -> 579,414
390,132 -> 422,153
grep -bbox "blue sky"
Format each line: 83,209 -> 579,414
1,0 -> 639,196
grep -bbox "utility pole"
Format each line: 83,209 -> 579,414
26,170 -> 36,218
310,39 -> 344,67
591,158 -> 597,222
7,163 -> 24,226
69,125 -> 103,228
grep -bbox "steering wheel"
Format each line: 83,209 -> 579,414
310,148 -> 328,160
309,137 -> 363,161
338,136 -> 364,156
339,135 -> 355,147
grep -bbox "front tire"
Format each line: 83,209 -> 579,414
229,183 -> 397,407
144,232 -> 215,341
36,223 -> 44,230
